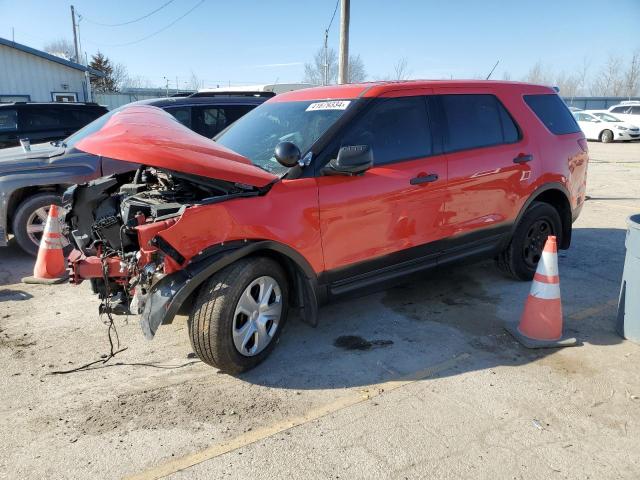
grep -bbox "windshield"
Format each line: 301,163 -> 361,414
592,112 -> 621,122
64,106 -> 124,149
215,100 -> 353,174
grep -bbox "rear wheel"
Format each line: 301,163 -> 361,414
496,202 -> 563,281
12,193 -> 61,256
188,257 -> 289,373
600,129 -> 614,143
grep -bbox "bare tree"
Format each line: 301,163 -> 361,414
393,57 -> 410,80
348,54 -> 367,83
591,54 -> 625,96
303,47 -> 366,84
303,47 -> 338,85
189,71 -> 204,91
555,71 -> 581,99
576,57 -> 591,96
44,38 -> 75,61
623,50 -> 640,98
501,71 -> 512,81
523,61 -> 551,85
121,75 -> 157,89
111,62 -> 129,91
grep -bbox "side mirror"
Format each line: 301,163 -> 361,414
326,145 -> 373,176
274,141 -> 301,168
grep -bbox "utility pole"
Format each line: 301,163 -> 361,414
323,29 -> 329,86
338,0 -> 350,84
70,5 -> 80,63
85,52 -> 92,102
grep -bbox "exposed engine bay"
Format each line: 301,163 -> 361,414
64,166 -> 258,316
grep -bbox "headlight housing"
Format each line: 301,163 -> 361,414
616,125 -> 628,130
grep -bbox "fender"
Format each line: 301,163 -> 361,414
508,182 -> 573,250
140,240 -> 320,339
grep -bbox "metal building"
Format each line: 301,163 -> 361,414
0,37 -> 103,103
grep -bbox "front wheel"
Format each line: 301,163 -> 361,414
600,129 -> 614,143
496,202 -> 563,281
188,257 -> 289,373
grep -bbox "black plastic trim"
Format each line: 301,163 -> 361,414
140,240 -> 320,337
511,182 -> 573,250
321,224 -> 511,297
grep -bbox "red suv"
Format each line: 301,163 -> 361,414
64,80 -> 588,372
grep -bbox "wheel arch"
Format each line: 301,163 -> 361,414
599,128 -> 613,142
514,184 -> 573,249
143,239 -> 321,338
6,185 -> 66,233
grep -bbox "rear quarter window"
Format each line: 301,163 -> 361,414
524,94 -> 580,135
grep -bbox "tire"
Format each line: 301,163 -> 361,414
496,202 -> 563,281
600,129 -> 614,143
12,193 -> 61,256
188,257 -> 289,373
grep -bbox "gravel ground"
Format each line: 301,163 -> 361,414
0,141 -> 639,479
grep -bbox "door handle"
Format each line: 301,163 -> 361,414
410,173 -> 439,185
513,154 -> 533,164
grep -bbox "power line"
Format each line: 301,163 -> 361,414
84,0 -> 205,48
326,0 -> 340,33
80,0 -> 178,27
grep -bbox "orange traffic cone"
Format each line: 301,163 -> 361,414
22,204 -> 68,285
505,236 -> 578,348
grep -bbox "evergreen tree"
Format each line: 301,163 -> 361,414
89,52 -> 118,93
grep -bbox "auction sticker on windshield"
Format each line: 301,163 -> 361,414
306,100 -> 351,111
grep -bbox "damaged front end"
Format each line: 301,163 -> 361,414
64,166 -> 260,338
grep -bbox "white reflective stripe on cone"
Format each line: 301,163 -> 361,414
41,235 -> 63,250
536,250 -> 559,277
529,279 -> 561,300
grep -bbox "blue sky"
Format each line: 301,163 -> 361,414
1,0 -> 639,89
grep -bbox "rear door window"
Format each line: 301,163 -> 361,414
68,108 -> 105,128
339,96 -> 432,165
192,105 -> 255,138
440,94 -> 520,152
20,108 -> 66,131
524,94 -> 580,135
0,109 -> 18,131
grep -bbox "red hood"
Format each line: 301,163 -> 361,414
75,105 -> 277,187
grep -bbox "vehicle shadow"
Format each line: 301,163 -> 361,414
0,240 -> 33,287
241,227 -> 628,390
0,289 -> 33,302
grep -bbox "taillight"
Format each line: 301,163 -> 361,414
577,138 -> 588,152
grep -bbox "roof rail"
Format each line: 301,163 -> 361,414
189,91 -> 276,98
619,100 -> 640,105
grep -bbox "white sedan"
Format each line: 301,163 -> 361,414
573,111 -> 640,143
